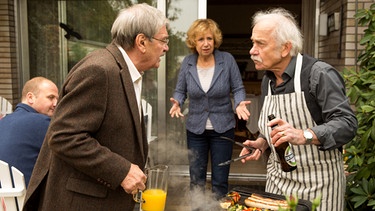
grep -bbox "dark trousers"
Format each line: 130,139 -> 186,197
186,129 -> 234,199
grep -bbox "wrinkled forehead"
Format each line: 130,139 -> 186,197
253,18 -> 276,33
252,20 -> 277,40
155,25 -> 168,36
195,29 -> 212,38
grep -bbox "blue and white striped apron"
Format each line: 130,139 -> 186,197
258,54 -> 345,211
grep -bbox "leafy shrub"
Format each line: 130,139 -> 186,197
343,3 -> 375,211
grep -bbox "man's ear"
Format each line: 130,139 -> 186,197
25,92 -> 35,105
281,42 -> 292,58
135,33 -> 147,53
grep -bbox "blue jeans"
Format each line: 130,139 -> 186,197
187,129 -> 234,199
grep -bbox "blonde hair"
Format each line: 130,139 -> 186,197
185,19 -> 223,53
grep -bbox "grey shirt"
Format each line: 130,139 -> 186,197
259,55 -> 357,150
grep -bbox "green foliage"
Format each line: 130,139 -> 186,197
310,195 -> 322,211
343,3 -> 375,211
278,194 -> 321,211
279,193 -> 298,211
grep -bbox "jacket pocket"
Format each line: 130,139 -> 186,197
66,177 -> 108,198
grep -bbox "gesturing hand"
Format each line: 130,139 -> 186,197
169,97 -> 184,118
236,100 -> 251,121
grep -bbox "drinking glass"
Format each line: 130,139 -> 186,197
133,165 -> 169,211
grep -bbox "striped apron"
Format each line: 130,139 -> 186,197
258,54 -> 345,211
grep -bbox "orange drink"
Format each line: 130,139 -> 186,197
133,165 -> 169,210
141,189 -> 167,211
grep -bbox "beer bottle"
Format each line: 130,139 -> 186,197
268,114 -> 297,172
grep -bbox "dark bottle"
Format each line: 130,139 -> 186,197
268,114 -> 297,172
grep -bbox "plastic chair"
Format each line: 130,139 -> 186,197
141,99 -> 157,143
0,97 -> 13,119
0,160 -> 26,211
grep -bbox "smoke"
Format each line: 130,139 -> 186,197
164,175 -> 224,210
189,187 -> 222,210
150,135 -> 189,165
149,137 -> 225,210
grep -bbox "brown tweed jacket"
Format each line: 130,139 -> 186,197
23,43 -> 148,211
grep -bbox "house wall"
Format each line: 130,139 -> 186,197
0,0 -> 373,109
319,0 -> 371,72
0,0 -> 18,108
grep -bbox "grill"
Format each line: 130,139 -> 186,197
230,186 -> 312,211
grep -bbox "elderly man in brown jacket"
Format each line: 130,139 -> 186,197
23,3 -> 169,211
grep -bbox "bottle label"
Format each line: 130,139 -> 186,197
284,145 -> 297,167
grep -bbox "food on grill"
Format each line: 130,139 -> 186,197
227,204 -> 247,211
220,190 -> 292,211
220,191 -> 241,209
244,193 -> 289,210
228,204 -> 272,211
243,208 -> 271,211
220,197 -> 233,209
227,191 -> 241,203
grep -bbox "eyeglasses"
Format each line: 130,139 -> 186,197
152,37 -> 169,45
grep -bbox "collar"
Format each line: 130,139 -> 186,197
15,103 -> 38,113
265,56 -> 297,83
117,45 -> 142,83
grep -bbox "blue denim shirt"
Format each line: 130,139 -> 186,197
173,49 -> 246,134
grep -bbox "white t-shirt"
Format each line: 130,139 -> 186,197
197,65 -> 214,130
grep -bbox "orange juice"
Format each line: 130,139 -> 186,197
141,189 -> 167,211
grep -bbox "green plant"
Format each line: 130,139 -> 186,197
279,194 -> 298,211
278,194 -> 321,211
343,3 -> 375,210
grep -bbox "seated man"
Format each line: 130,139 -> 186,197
0,77 -> 58,186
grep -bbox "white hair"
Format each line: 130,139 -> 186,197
111,3 -> 169,50
252,8 -> 303,56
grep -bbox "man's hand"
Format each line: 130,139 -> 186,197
267,118 -> 319,146
239,138 -> 268,163
121,164 -> 147,195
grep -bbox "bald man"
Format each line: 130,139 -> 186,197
0,77 -> 58,186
